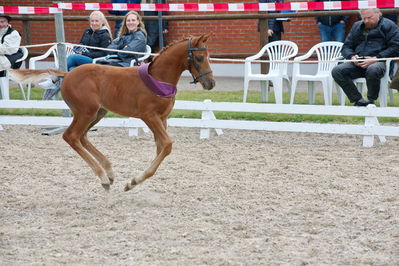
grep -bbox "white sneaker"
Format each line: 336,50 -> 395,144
38,78 -> 56,90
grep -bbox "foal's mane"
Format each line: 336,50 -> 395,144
151,36 -> 191,63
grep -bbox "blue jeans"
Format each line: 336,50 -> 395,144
67,54 -> 93,71
318,23 -> 346,42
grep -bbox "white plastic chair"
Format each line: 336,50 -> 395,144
290,42 -> 343,105
130,45 -> 152,66
26,43 -> 75,100
92,45 -> 152,66
243,41 -> 298,104
0,47 -> 29,100
336,59 -> 396,107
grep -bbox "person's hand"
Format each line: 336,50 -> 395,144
358,56 -> 377,69
351,55 -> 361,67
268,29 -> 274,37
76,51 -> 82,54
339,20 -> 345,24
163,29 -> 168,34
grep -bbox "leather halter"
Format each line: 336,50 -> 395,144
187,37 -> 212,84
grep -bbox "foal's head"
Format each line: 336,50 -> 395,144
185,34 -> 215,91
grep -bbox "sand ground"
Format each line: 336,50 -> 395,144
1,125 -> 398,265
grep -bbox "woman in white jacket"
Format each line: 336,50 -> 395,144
0,14 -> 22,75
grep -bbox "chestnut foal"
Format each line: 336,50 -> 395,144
11,34 -> 215,191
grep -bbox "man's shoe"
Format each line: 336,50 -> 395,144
38,78 -> 56,90
367,99 -> 375,105
354,99 -> 369,106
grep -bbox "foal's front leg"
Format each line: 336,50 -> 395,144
124,117 -> 172,191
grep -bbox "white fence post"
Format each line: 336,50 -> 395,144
128,127 -> 139,137
128,127 -> 150,137
362,105 -> 386,147
200,99 -> 223,139
0,77 -> 10,100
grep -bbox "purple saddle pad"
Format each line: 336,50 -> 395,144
138,63 -> 177,98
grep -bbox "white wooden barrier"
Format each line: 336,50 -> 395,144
1,99 -> 399,147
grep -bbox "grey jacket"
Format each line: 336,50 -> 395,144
107,29 -> 146,67
342,17 -> 399,59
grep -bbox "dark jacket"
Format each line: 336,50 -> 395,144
315,0 -> 348,26
259,0 -> 284,33
384,14 -> 398,24
144,0 -> 168,47
341,17 -> 399,59
79,27 -> 112,58
107,29 -> 146,67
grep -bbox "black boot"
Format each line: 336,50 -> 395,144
354,98 -> 370,106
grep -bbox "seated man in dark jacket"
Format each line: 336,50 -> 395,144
332,8 -> 399,106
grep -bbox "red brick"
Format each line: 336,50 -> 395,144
8,0 -> 357,55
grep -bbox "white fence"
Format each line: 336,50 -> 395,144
1,99 -> 399,147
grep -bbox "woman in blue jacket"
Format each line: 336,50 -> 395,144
67,11 -> 113,70
39,11 -> 112,93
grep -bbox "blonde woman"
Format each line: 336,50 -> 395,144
40,11 -> 112,92
67,10 -> 112,70
101,11 -> 147,67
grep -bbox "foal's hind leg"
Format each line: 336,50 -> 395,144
63,113 -> 111,190
80,108 -> 116,185
124,116 -> 172,191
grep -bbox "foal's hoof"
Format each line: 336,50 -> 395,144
124,183 -> 136,192
124,184 -> 132,192
124,179 -> 138,192
102,183 -> 111,191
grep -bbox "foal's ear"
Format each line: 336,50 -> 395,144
198,33 -> 212,44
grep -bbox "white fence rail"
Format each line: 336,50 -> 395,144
1,99 -> 399,147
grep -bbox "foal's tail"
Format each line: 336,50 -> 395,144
10,69 -> 67,85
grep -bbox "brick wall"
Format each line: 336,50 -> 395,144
5,0 -> 355,56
